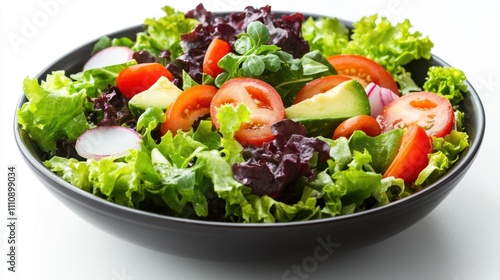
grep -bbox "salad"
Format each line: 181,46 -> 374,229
17,4 -> 470,223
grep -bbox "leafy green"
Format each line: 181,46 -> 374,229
69,60 -> 137,98
314,136 -> 405,217
246,195 -> 321,223
302,16 -> 349,56
415,130 -> 470,186
17,72 -> 90,153
216,21 -> 336,106
423,66 -> 468,105
132,6 -> 199,59
348,129 -> 404,173
45,150 -> 146,208
303,14 -> 434,93
215,104 -> 251,165
91,36 -> 135,55
345,15 -> 433,74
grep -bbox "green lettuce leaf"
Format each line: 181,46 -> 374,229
423,66 -> 468,105
45,150 -> 146,208
91,35 -> 135,55
17,72 -> 90,152
132,6 -> 199,59
69,60 -> 137,98
302,14 -> 434,93
415,130 -> 469,186
302,16 -> 349,56
348,129 -> 404,173
214,104 -> 251,164
344,15 -> 434,76
246,195 -> 321,223
316,136 -> 407,216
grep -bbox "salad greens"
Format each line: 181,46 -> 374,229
18,72 -> 90,152
18,4 -> 471,223
423,66 -> 468,105
303,14 -> 434,93
216,21 -> 335,106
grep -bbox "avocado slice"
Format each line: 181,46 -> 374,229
128,76 -> 182,118
285,79 -> 370,137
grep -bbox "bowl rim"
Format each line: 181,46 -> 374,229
13,16 -> 486,229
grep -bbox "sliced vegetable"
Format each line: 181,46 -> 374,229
333,115 -> 381,139
378,91 -> 455,137
75,126 -> 141,160
203,38 -> 232,78
327,54 -> 399,94
83,46 -> 134,71
364,82 -> 399,118
116,63 -> 174,99
293,75 -> 351,104
161,85 -> 218,135
285,79 -> 370,137
383,124 -> 432,183
210,78 -> 285,147
128,76 -> 182,118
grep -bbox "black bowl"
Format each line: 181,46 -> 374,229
14,20 -> 485,261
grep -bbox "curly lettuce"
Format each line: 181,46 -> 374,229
303,14 -> 434,93
133,6 -> 199,59
415,130 -> 470,187
302,16 -> 349,56
423,66 -> 468,105
17,72 -> 90,153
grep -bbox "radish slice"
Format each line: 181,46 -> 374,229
364,82 -> 399,118
75,126 -> 141,160
83,46 -> 134,71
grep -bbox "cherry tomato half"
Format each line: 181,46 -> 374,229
160,85 -> 219,136
377,91 -> 455,137
203,38 -> 232,78
383,124 -> 432,183
210,78 -> 285,147
327,54 -> 400,95
116,63 -> 173,99
293,75 -> 352,104
333,115 -> 381,139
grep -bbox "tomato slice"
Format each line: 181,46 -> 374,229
160,85 -> 218,136
116,63 -> 173,99
333,115 -> 381,139
378,91 -> 455,137
210,78 -> 285,147
383,124 -> 432,183
203,38 -> 232,78
293,75 -> 351,104
327,54 -> 399,95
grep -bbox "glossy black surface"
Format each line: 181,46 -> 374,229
14,20 -> 485,261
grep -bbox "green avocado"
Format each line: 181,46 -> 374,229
128,76 -> 182,118
285,79 -> 370,137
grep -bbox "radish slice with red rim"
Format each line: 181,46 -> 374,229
83,46 -> 134,71
75,126 -> 141,160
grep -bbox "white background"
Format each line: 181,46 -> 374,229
1,0 -> 499,279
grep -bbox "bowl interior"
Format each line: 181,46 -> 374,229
13,16 -> 486,260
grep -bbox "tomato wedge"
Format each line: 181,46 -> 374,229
116,63 -> 173,99
378,91 -> 455,137
293,75 -> 351,104
210,78 -> 285,147
327,54 -> 399,95
333,115 -> 381,139
383,124 -> 432,183
203,38 -> 232,78
160,85 -> 218,136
